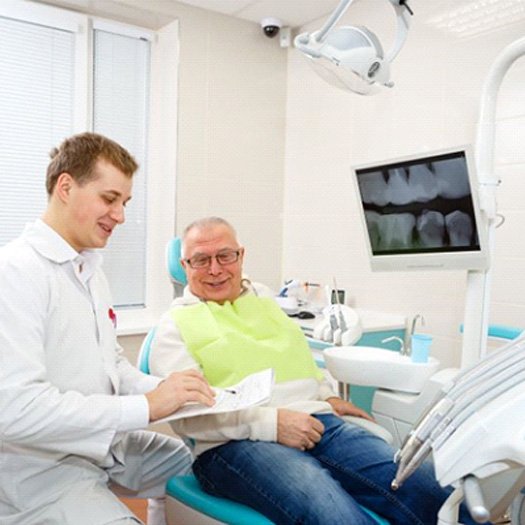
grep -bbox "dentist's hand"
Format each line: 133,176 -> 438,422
277,409 -> 324,451
326,397 -> 375,422
146,370 -> 215,422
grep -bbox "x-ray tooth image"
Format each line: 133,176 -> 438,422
378,213 -> 416,251
445,210 -> 473,246
388,168 -> 413,206
408,164 -> 439,203
359,171 -> 389,206
434,157 -> 471,199
358,156 -> 471,209
364,211 -> 381,250
417,210 -> 445,248
366,209 -> 474,253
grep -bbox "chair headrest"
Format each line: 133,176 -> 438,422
166,237 -> 188,286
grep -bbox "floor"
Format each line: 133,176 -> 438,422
120,497 -> 148,523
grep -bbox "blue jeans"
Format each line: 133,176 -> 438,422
193,414 -> 480,525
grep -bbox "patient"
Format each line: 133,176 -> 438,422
150,216 -> 480,525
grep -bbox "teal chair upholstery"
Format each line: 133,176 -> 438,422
166,476 -> 273,525
166,236 -> 187,298
459,323 -> 523,340
166,237 -> 187,287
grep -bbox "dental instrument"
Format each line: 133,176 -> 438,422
393,333 -> 525,485
391,333 -> 525,524
294,0 -> 413,95
333,278 -> 348,333
322,285 -> 339,343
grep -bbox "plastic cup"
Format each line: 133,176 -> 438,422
411,333 -> 432,363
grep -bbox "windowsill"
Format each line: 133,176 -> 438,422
116,325 -> 152,337
114,307 -> 165,337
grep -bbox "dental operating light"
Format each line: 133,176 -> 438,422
294,0 -> 413,95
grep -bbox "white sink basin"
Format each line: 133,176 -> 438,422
323,346 -> 440,394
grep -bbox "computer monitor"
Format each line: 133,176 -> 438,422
352,146 -> 489,271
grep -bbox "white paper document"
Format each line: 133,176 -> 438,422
156,368 -> 274,424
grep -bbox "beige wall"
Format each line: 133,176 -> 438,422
127,0 -> 289,290
172,4 -> 287,289
283,3 -> 525,368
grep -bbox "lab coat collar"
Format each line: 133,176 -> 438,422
23,219 -> 102,269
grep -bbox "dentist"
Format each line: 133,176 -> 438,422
0,133 -> 214,525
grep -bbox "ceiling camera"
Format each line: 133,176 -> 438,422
260,17 -> 282,38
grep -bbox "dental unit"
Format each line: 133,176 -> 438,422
295,1 -> 525,521
388,35 -> 525,524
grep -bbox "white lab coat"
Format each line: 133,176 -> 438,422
0,220 -> 162,523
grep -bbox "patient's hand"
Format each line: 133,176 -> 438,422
146,370 -> 215,422
277,409 -> 324,451
326,397 -> 375,422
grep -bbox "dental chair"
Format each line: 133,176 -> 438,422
139,326 -> 390,525
137,237 -> 391,525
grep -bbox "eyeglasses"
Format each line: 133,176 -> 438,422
184,249 -> 241,269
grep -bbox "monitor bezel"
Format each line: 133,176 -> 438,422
351,145 -> 490,272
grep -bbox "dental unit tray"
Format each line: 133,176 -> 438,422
392,333 -> 525,497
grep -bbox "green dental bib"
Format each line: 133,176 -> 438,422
171,295 -> 323,387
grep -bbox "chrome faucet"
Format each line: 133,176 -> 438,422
381,336 -> 405,354
405,314 -> 426,355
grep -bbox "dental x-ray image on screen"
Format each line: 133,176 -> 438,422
353,146 -> 489,271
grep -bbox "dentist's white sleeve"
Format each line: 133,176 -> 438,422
0,252 -> 150,462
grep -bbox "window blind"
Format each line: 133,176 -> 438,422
93,28 -> 150,308
0,15 -> 74,245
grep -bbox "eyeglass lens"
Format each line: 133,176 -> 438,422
189,250 -> 239,268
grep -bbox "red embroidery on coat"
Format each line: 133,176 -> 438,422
108,308 -> 117,328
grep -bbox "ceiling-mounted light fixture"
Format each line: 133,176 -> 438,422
294,0 -> 413,95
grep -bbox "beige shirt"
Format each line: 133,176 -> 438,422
149,284 -> 337,456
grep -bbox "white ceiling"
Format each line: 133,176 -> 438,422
165,0 -> 343,29
36,0 -> 525,37
156,0 -> 525,37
